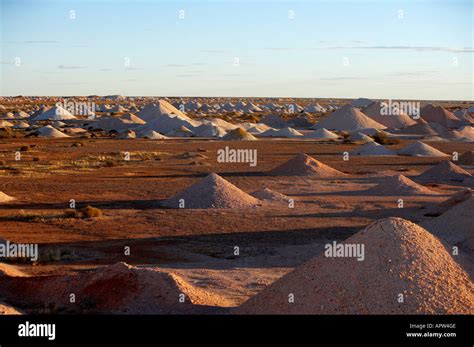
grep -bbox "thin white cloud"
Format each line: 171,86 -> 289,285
24,40 -> 59,44
324,45 -> 473,53
58,65 -> 87,69
262,45 -> 473,53
319,77 -> 366,81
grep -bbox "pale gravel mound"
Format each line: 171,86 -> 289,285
162,173 -> 259,209
458,151 -> 474,165
119,113 -> 146,124
136,100 -> 191,122
260,114 -> 287,128
117,130 -> 136,139
350,97 -> 373,108
397,141 -> 448,157
366,174 -> 438,196
417,161 -> 472,183
348,132 -> 374,143
251,188 -> 290,202
0,301 -> 22,315
312,104 -> 386,131
0,120 -> 14,127
350,142 -> 396,156
33,106 -> 76,121
137,129 -> 168,139
423,188 -> 472,217
166,125 -> 195,137
35,125 -> 70,138
396,123 -> 439,135
422,197 -> 474,251
362,101 -> 417,128
0,263 -> 26,277
303,128 -> 339,139
451,125 -> 474,141
236,217 -> 474,314
221,127 -> 257,141
0,192 -> 15,203
0,262 -> 231,314
268,153 -> 345,177
259,127 -> 304,138
420,104 -> 462,128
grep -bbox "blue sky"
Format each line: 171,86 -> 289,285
0,0 -> 472,100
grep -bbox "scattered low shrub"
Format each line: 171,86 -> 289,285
81,206 -> 103,218
372,132 -> 400,145
104,160 -> 117,167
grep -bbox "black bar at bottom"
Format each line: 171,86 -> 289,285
0,315 -> 472,345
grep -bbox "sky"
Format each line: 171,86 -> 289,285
0,0 -> 472,100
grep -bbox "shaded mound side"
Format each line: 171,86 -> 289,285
0,262 -> 232,314
162,173 -> 259,209
422,197 -> 474,250
423,188 -> 472,217
417,161 -> 472,183
268,153 -> 345,177
350,142 -> 396,156
420,104 -> 462,128
236,217 -> 474,314
366,174 -> 437,196
251,188 -> 290,202
458,151 -> 474,165
396,123 -> 438,135
362,101 -> 417,128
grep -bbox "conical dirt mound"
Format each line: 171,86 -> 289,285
221,127 -> 257,141
0,301 -> 22,315
236,217 -> 474,314
397,141 -> 447,157
417,161 -> 472,183
423,188 -> 472,217
268,153 -> 345,177
304,128 -> 339,139
0,192 -> 15,203
420,104 -> 462,128
0,262 -> 231,314
362,101 -> 417,128
396,123 -> 439,135
162,173 -> 259,209
35,125 -> 69,138
251,188 -> 290,202
313,104 -> 386,131
366,174 -> 437,196
0,263 -> 26,277
422,197 -> 474,250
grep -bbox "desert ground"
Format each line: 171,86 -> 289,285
0,96 -> 472,314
